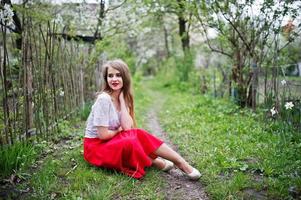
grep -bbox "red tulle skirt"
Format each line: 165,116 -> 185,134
83,128 -> 163,179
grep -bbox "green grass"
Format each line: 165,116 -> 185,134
24,143 -> 164,199
146,77 -> 301,199
0,141 -> 39,179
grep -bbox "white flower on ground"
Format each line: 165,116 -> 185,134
281,80 -> 286,85
270,107 -> 278,116
284,102 -> 294,110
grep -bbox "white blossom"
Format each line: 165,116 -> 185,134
281,80 -> 286,85
137,7 -> 147,15
59,88 -> 64,97
270,107 -> 278,116
59,90 -> 65,97
128,30 -> 137,37
0,4 -> 14,28
145,49 -> 156,58
140,58 -> 147,64
52,14 -> 64,27
284,102 -> 294,110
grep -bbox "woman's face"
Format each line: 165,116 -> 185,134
107,66 -> 123,91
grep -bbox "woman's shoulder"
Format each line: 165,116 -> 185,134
96,92 -> 111,102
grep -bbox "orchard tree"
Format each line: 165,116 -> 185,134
143,0 -> 193,53
194,0 -> 301,108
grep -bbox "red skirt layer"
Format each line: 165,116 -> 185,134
83,128 -> 163,179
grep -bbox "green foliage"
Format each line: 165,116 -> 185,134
140,57 -> 160,76
262,75 -> 301,132
175,53 -> 194,82
14,3 -> 53,23
94,37 -> 137,74
0,116 -> 85,180
196,0 -> 301,108
78,102 -> 92,121
147,77 -> 301,199
155,55 -> 200,94
133,73 -> 153,127
0,142 -> 38,178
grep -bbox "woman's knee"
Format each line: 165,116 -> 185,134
134,128 -> 150,136
122,137 -> 137,147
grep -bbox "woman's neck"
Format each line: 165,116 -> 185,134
110,90 -> 120,101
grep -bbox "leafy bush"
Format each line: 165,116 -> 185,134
78,102 -> 92,121
0,142 -> 38,178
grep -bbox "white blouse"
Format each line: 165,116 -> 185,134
85,92 -> 121,138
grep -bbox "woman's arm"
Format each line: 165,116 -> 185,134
96,126 -> 120,140
119,92 -> 133,130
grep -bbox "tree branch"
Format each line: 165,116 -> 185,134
193,5 -> 232,58
215,2 -> 253,56
104,0 -> 127,13
51,33 -> 102,43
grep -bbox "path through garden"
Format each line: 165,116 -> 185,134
145,90 -> 209,200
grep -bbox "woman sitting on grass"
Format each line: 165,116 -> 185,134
83,59 -> 201,180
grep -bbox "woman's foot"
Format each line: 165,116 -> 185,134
182,167 -> 201,180
161,159 -> 174,172
152,158 -> 174,172
175,160 -> 201,180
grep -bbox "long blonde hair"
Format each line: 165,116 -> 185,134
100,59 -> 136,127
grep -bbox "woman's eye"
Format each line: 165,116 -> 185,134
108,74 -> 113,78
116,73 -> 122,77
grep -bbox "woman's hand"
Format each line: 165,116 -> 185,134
119,91 -> 125,103
119,91 -> 133,130
97,126 -> 119,140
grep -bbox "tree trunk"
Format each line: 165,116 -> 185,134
94,0 -> 105,39
246,62 -> 258,109
232,50 -> 247,107
163,25 -> 170,57
22,24 -> 34,138
177,0 -> 189,52
1,25 -> 12,144
264,67 -> 268,104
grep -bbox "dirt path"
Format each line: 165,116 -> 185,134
145,92 -> 209,200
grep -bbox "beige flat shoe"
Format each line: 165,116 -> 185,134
182,167 -> 202,180
162,159 -> 174,172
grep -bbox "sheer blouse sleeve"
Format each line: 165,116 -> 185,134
92,96 -> 111,127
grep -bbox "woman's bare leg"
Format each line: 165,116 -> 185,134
151,158 -> 166,170
154,143 -> 193,173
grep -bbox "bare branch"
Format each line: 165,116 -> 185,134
193,4 -> 232,58
278,29 -> 301,52
104,0 -> 127,14
215,2 -> 253,56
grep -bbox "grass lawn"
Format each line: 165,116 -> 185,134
148,78 -> 301,199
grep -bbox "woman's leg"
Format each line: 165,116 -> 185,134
123,129 -> 195,175
151,158 -> 165,170
154,143 -> 193,174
